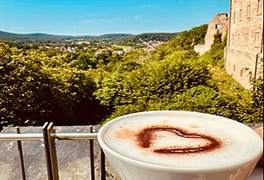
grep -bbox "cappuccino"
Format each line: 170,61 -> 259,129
103,111 -> 262,169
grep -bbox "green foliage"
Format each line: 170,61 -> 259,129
248,66 -> 264,122
115,61 -> 142,73
95,54 -> 218,121
113,33 -> 178,46
1,23 -> 262,126
164,85 -> 225,113
69,51 -> 97,69
97,24 -> 262,124
175,24 -> 208,50
0,43 -> 109,126
152,24 -> 207,61
199,32 -> 227,67
0,48 -> 54,126
198,33 -> 262,123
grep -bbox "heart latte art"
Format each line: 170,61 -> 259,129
136,125 -> 222,154
103,112 -> 258,168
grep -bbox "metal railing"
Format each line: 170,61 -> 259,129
0,122 -> 106,180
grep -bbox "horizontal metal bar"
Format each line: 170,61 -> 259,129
54,132 -> 98,140
0,132 -> 98,141
0,133 -> 43,141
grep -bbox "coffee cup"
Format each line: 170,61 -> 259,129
98,111 -> 263,180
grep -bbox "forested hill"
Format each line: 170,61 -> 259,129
0,30 -> 132,43
0,30 -> 178,44
113,32 -> 179,45
0,31 -> 72,41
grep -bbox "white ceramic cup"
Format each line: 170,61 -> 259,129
98,111 -> 263,180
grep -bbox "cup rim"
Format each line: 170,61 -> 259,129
98,110 -> 263,172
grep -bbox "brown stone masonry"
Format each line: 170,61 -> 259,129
225,0 -> 263,89
194,13 -> 229,55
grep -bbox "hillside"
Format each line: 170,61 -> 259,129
113,32 -> 179,45
97,34 -> 132,41
0,31 -> 70,43
0,30 -> 177,45
0,31 -> 73,39
0,31 -> 22,39
0,30 -> 132,43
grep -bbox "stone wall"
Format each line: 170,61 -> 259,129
225,0 -> 263,89
194,13 -> 229,55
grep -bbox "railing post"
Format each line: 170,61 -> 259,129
47,123 -> 59,180
89,126 -> 95,180
0,123 -> 103,180
101,149 -> 106,180
16,127 -> 26,180
43,122 -> 59,180
42,122 -> 53,180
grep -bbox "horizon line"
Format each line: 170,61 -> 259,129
0,29 -> 183,37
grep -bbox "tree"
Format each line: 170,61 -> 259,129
95,55 -> 215,119
0,47 -> 54,126
0,43 -> 110,126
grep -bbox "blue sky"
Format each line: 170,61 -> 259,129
0,0 -> 229,36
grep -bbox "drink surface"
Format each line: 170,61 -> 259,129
103,111 -> 261,169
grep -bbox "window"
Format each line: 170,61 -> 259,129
245,33 -> 249,46
216,24 -> 222,30
246,4 -> 251,18
257,0 -> 263,15
233,12 -> 236,23
239,9 -> 243,21
254,31 -> 260,47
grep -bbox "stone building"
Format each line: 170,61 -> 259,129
194,13 -> 229,55
225,0 -> 263,89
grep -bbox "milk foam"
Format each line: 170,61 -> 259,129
103,111 -> 261,168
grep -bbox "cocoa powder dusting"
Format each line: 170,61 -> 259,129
136,125 -> 222,154
115,128 -> 136,139
189,125 -> 200,128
